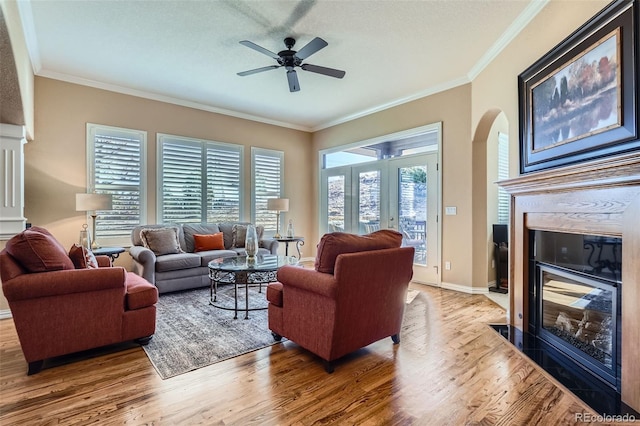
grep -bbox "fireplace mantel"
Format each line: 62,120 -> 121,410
500,151 -> 640,413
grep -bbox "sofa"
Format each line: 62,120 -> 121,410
129,222 -> 279,294
0,226 -> 158,374
266,230 -> 414,372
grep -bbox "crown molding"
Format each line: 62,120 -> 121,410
37,69 -> 312,132
311,76 -> 471,132
467,0 -> 549,80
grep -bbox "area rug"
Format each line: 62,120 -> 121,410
144,285 -> 424,379
142,285 -> 280,379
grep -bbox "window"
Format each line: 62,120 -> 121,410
87,123 -> 147,245
157,134 -> 243,224
251,148 -> 284,233
497,132 -> 509,224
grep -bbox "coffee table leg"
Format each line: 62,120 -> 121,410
233,281 -> 238,319
245,281 -> 250,319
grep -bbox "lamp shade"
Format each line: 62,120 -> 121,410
76,193 -> 113,211
267,198 -> 289,212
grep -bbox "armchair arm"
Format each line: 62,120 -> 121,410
128,245 -> 156,284
3,267 -> 127,301
277,265 -> 337,299
259,238 -> 279,255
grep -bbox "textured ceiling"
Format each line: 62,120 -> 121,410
1,7 -> 24,126
16,0 -> 544,131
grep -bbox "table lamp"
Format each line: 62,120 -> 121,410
76,193 -> 113,250
267,198 -> 289,238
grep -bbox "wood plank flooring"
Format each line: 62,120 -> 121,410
0,284 -> 601,425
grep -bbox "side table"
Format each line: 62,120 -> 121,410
92,246 -> 125,263
275,237 -> 305,259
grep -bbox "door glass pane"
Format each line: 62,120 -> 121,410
398,166 -> 427,265
359,170 -> 380,234
327,175 -> 345,232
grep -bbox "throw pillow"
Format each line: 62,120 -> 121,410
231,224 -> 248,248
193,232 -> 225,252
68,244 -> 99,269
5,229 -> 75,273
314,229 -> 403,274
140,227 -> 183,255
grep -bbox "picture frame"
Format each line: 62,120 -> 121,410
518,0 -> 639,174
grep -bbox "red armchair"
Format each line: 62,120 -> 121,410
267,230 -> 414,372
1,227 -> 158,374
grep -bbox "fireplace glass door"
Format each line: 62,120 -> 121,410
539,265 -> 618,386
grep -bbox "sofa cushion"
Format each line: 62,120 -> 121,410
196,250 -> 238,266
183,223 -> 220,252
193,232 -> 225,252
6,229 -> 75,273
231,224 -> 265,249
140,226 -> 183,255
155,253 -> 201,272
266,282 -> 283,307
125,272 -> 159,310
68,244 -> 99,269
231,224 -> 248,248
314,230 -> 403,274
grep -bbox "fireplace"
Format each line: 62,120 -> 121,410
499,152 -> 640,414
529,230 -> 622,390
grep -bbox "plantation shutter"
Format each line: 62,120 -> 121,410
159,138 -> 203,223
252,148 -> 284,232
157,135 -> 243,224
207,144 -> 242,223
88,124 -> 146,244
497,132 -> 510,224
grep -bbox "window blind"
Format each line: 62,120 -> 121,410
497,132 -> 510,224
88,124 -> 146,244
252,148 -> 284,232
157,135 -> 242,224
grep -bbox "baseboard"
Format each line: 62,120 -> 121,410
440,281 -> 489,295
0,309 -> 12,320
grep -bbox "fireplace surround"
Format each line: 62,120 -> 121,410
500,152 -> 640,413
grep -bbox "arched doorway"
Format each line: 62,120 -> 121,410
471,109 -> 509,293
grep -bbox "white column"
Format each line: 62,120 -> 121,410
0,124 -> 27,239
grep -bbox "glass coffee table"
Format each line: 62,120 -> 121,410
208,255 -> 298,319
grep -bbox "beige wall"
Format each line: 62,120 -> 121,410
313,85 -> 473,288
26,77 -> 313,251
0,77 -> 313,312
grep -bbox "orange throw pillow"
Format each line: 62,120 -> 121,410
193,232 -> 225,252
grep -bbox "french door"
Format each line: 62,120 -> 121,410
321,153 -> 440,284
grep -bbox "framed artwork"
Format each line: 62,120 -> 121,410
518,0 -> 639,173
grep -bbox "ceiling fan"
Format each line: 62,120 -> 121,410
237,37 -> 346,92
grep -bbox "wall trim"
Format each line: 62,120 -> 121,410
441,281 -> 489,295
0,310 -> 12,320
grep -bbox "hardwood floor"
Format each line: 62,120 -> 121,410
0,284 -> 601,425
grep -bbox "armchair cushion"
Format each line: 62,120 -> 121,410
68,244 -> 99,269
266,282 -> 283,307
314,229 -> 403,274
125,272 -> 159,310
6,229 -> 75,273
140,226 -> 183,255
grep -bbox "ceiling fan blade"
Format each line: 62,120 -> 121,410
287,69 -> 300,92
294,37 -> 328,60
237,65 -> 280,76
239,40 -> 280,60
301,63 -> 346,79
